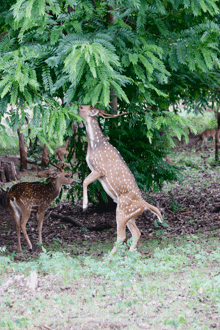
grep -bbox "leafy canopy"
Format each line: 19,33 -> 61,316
0,0 -> 220,192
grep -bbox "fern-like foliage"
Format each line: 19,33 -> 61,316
1,0 -> 220,192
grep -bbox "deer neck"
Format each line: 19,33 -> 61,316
47,180 -> 61,200
85,116 -> 106,149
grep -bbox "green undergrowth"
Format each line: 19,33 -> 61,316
1,233 -> 220,329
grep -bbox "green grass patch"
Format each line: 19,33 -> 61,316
1,234 -> 220,329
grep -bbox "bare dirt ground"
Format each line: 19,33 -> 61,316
1,134 -> 220,257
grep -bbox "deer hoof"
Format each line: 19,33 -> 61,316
83,203 -> 88,210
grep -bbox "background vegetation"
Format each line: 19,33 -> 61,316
1,0 -> 220,200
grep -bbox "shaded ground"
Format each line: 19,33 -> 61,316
1,133 -> 220,256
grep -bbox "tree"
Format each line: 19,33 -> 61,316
0,0 -> 220,195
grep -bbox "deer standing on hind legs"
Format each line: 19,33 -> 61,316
79,105 -> 163,254
7,161 -> 74,252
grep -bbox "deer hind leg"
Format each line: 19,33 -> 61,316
111,209 -> 127,254
126,218 -> 141,252
37,210 -> 45,245
14,215 -> 22,252
9,199 -> 22,252
203,137 -> 208,147
20,208 -> 32,250
11,209 -> 22,252
111,206 -> 142,254
196,137 -> 202,147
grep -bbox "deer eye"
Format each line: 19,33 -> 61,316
80,106 -> 83,109
65,174 -> 69,178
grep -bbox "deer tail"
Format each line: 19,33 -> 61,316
9,197 -> 22,220
145,202 -> 163,223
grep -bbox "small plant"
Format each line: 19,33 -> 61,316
170,199 -> 185,212
164,317 -> 186,329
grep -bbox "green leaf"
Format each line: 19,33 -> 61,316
110,81 -> 129,104
129,53 -> 138,65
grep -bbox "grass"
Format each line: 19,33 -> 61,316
1,232 -> 220,329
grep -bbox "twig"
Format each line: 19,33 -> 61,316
166,210 -> 183,221
50,212 -> 83,227
179,210 -> 191,215
43,326 -> 53,330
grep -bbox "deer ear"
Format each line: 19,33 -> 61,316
90,109 -> 99,117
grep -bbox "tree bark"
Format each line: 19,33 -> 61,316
215,113 -> 220,161
0,188 -> 8,208
17,127 -> 27,171
41,144 -> 48,169
110,88 -> 118,113
25,116 -> 32,149
0,160 -> 18,183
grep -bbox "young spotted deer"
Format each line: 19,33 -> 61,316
196,129 -> 218,148
7,162 -> 74,252
79,105 -> 163,253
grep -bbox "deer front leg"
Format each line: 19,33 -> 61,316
37,211 -> 45,245
83,170 -> 102,210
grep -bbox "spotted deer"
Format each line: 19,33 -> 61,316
79,105 -> 163,253
7,161 -> 74,252
196,129 -> 218,148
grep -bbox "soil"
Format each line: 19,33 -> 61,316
1,133 -> 220,257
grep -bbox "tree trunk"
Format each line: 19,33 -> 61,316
215,113 -> 220,161
0,188 -> 8,208
41,144 -> 48,169
110,88 -> 118,113
0,160 -> 18,183
17,127 -> 27,171
25,116 -> 32,149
